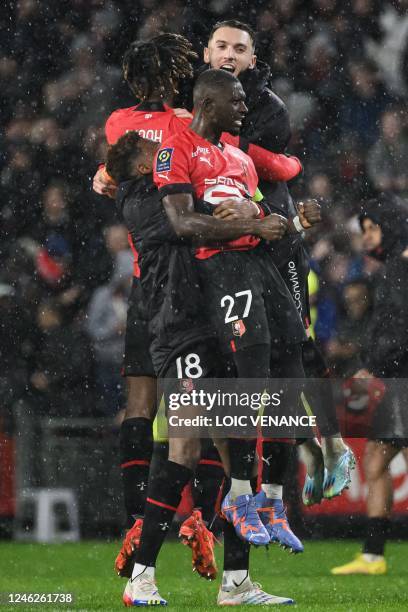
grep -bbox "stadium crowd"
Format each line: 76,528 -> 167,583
2,0 -> 408,420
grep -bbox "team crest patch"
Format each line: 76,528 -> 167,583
232,320 -> 246,337
156,147 -> 173,172
180,378 -> 195,393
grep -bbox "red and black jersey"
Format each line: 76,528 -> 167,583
153,128 -> 259,259
104,101 -> 189,276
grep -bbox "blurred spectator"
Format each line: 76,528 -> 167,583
340,60 -> 394,148
28,299 -> 95,416
86,252 -> 132,415
326,279 -> 372,375
367,108 -> 408,195
367,0 -> 408,96
0,284 -> 30,410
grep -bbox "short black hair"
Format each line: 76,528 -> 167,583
123,33 -> 198,100
208,20 -> 256,49
106,131 -> 144,184
193,68 -> 239,107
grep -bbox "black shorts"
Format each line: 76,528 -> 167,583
159,340 -> 231,416
197,249 -> 306,354
123,278 -> 155,378
161,339 -> 230,379
276,242 -> 311,330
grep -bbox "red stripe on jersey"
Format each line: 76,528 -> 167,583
121,459 -> 150,469
146,497 -> 178,512
211,190 -> 239,199
230,340 -> 236,352
198,459 -> 224,468
127,233 -> 140,278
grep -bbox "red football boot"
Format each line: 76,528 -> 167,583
179,509 -> 218,580
114,517 -> 143,578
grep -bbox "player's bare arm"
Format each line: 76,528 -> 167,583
162,193 -> 286,243
212,198 -> 261,220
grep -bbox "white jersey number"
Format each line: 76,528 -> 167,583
220,289 -> 252,323
176,353 -> 203,379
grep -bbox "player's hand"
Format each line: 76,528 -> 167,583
257,213 -> 288,241
93,166 -> 118,199
172,108 -> 193,119
298,199 -> 321,228
213,198 -> 260,220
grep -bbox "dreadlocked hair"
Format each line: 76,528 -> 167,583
123,33 -> 198,101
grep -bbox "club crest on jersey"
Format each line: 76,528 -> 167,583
156,147 -> 173,172
180,378 -> 195,393
232,320 -> 246,337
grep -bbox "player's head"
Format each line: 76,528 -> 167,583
106,131 -> 159,183
123,33 -> 198,100
359,194 -> 408,258
204,20 -> 256,77
193,68 -> 247,135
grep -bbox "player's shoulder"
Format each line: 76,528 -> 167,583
159,127 -> 195,151
106,105 -> 139,124
223,140 -> 252,162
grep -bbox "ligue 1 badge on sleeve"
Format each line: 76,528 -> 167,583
156,147 -> 173,172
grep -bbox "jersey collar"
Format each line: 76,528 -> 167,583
136,101 -> 167,112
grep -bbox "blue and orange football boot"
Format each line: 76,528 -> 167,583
255,491 -> 304,553
221,493 -> 269,546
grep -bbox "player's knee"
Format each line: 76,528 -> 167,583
125,376 -> 157,419
169,438 -> 201,470
364,445 -> 391,482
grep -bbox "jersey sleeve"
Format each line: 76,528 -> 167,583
221,132 -> 302,182
105,111 -> 122,145
153,139 -> 194,198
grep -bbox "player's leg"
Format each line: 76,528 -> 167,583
116,279 -> 158,577
180,438 -> 225,579
221,343 -> 271,546
190,439 -> 225,527
196,252 -> 271,545
172,343 -> 228,579
302,337 -> 355,499
217,517 -> 294,606
331,440 -> 398,575
120,377 -> 157,524
257,343 -> 305,553
276,247 -> 354,500
123,343 -> 218,604
123,436 -> 199,607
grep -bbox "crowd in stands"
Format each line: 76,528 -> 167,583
2,0 -> 408,420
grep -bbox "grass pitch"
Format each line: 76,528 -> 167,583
0,540 -> 407,611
